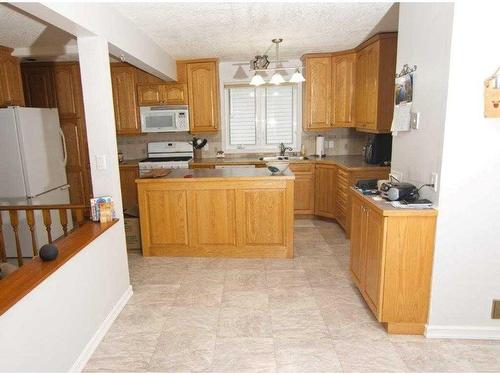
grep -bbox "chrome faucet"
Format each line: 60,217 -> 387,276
279,143 -> 293,156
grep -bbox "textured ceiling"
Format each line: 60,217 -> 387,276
0,3 -> 76,49
113,2 -> 399,61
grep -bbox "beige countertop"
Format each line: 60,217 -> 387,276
137,167 -> 294,182
119,159 -> 142,167
189,154 -> 389,171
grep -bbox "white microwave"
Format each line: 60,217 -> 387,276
140,105 -> 189,132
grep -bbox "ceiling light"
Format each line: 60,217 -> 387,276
270,72 -> 285,85
250,72 -> 265,86
289,68 -> 305,83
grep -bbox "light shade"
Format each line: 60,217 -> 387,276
270,72 -> 285,85
250,72 -> 265,86
289,69 -> 305,83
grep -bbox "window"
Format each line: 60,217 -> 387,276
223,84 -> 300,153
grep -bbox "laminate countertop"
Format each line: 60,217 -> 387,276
189,154 -> 389,171
136,167 -> 295,182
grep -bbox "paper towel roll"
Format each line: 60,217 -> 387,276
316,136 -> 325,157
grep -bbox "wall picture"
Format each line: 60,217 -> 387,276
395,73 -> 413,105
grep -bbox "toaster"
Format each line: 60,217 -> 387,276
379,182 -> 419,201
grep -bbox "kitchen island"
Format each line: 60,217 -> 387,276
136,168 -> 295,258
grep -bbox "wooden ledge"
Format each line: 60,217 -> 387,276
0,220 -> 118,316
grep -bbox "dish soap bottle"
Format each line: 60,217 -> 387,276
300,144 -> 306,157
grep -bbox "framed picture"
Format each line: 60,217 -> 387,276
395,73 -> 413,105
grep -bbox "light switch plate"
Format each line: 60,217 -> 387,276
95,155 -> 107,170
328,140 -> 335,149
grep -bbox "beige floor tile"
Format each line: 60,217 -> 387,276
271,306 -> 330,339
225,258 -> 267,270
210,337 -> 276,372
84,331 -> 160,372
268,286 -> 317,310
266,269 -> 310,289
274,337 -> 342,372
162,306 -> 220,335
128,284 -> 179,306
173,280 -> 224,307
264,258 -> 304,271
295,242 -> 334,257
147,332 -> 216,372
222,290 -> 269,309
109,304 -> 170,335
334,338 -> 408,372
313,285 -> 366,308
440,341 -> 500,372
224,269 -> 267,291
217,307 -> 272,338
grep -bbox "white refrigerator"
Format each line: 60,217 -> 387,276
0,107 -> 73,258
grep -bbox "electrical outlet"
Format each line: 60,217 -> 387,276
431,172 -> 439,192
205,143 -> 209,151
328,140 -> 335,149
410,111 -> 420,130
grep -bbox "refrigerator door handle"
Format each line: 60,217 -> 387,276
58,127 -> 68,166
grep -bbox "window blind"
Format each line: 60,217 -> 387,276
265,86 -> 294,144
228,87 -> 256,145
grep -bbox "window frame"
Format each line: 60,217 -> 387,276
222,83 -> 302,154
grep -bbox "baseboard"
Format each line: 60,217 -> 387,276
425,324 -> 500,340
70,285 -> 133,372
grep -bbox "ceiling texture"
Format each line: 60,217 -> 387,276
0,2 -> 398,62
113,2 -> 399,61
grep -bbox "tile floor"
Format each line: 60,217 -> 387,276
84,219 -> 500,372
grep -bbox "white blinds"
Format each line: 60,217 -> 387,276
228,87 -> 256,145
266,86 -> 293,144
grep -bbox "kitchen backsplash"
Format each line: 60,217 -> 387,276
117,128 -> 367,160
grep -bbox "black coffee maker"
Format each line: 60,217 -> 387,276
363,134 -> 392,165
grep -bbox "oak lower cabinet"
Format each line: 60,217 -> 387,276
137,173 -> 294,258
314,163 -> 337,218
289,163 -> 315,214
178,59 -> 220,133
350,189 -> 437,335
137,83 -> 188,106
119,164 -> 139,211
0,46 -> 24,107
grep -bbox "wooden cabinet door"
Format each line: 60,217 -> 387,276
162,83 -> 187,104
355,49 -> 368,127
53,64 -> 81,118
349,195 -> 366,287
363,207 -> 385,317
119,165 -> 139,211
186,61 -> 219,133
137,84 -> 162,106
21,64 -> 56,108
332,53 -> 355,127
0,49 -> 25,107
111,66 -> 140,135
314,164 -> 337,218
289,163 -> 315,214
303,56 -> 331,130
364,43 -> 379,129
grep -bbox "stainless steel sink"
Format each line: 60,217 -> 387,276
259,156 -> 309,161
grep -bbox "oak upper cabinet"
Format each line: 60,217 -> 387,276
137,83 -> 188,106
21,63 -> 57,108
0,46 -> 25,107
302,55 -> 332,130
111,64 -> 141,135
331,53 -> 356,127
289,163 -> 315,214
354,33 -> 397,133
314,163 -> 337,218
178,59 -> 220,133
350,189 -> 437,335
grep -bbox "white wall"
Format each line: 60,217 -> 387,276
426,2 -> 500,339
0,225 -> 131,371
391,3 -> 454,204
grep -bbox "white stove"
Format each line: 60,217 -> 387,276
138,141 -> 193,176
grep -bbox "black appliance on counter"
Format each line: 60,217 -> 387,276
363,134 -> 392,165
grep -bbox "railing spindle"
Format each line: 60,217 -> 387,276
75,208 -> 84,227
58,208 -> 68,237
0,213 -> 6,263
8,211 -> 23,267
25,209 -> 38,257
42,209 -> 53,243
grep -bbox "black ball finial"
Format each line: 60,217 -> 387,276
39,244 -> 59,261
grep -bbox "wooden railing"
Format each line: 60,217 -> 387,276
0,205 -> 90,268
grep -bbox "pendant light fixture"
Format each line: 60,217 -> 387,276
248,38 -> 305,85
